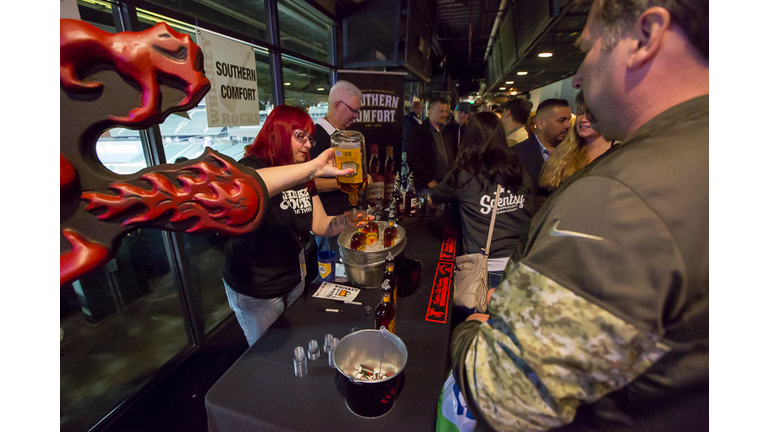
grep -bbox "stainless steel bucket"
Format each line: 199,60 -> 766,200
333,329 -> 408,418
337,222 -> 407,289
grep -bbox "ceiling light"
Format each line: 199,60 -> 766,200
505,81 -> 514,85
285,82 -> 291,86
499,87 -> 506,90
517,71 -> 528,76
538,52 -> 553,58
510,91 -> 518,95
317,87 -> 325,91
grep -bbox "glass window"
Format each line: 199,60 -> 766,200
76,0 -> 116,33
61,229 -> 190,430
282,54 -> 332,122
133,11 -> 276,331
278,0 -> 333,64
142,0 -> 268,43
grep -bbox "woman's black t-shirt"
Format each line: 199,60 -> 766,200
222,156 -> 316,299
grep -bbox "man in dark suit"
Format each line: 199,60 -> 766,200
406,97 -> 455,195
511,98 -> 572,208
401,100 -> 423,172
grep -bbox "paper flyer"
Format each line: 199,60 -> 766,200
312,282 -> 361,303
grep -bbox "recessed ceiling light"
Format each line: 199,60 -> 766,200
538,52 -> 553,58
285,82 -> 291,86
317,87 -> 325,91
499,87 -> 506,90
505,81 -> 514,85
517,71 -> 528,76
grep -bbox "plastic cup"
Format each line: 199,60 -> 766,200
294,346 -> 308,377
308,339 -> 320,360
324,334 -> 334,353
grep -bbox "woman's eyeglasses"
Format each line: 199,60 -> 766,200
293,130 -> 316,147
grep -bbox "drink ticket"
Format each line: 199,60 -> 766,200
312,282 -> 361,303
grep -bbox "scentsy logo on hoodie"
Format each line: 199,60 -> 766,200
480,187 -> 526,214
280,189 -> 312,214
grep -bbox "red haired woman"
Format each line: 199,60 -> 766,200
222,105 -> 361,346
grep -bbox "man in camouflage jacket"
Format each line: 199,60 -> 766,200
450,1 -> 709,430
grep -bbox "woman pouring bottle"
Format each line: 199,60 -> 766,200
222,105 -> 363,346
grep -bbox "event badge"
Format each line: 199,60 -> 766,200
299,248 -> 307,281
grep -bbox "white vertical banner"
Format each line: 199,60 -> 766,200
196,28 -> 260,127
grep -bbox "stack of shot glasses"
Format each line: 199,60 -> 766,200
293,333 -> 340,377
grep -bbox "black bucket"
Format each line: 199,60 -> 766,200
333,329 -> 408,418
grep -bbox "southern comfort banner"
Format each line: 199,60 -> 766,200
197,28 -> 260,127
338,70 -> 406,175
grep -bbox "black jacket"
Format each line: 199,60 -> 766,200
406,121 -> 457,190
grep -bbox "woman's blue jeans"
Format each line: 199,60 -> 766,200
224,279 -> 305,346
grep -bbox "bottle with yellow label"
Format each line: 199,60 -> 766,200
331,130 -> 368,208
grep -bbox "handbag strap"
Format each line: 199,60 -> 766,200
483,184 -> 502,257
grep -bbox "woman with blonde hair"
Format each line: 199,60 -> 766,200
539,91 -> 613,191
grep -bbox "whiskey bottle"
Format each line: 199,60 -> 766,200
382,252 -> 398,305
367,144 -> 385,207
375,281 -> 396,333
383,146 -> 396,202
331,130 -> 368,208
405,173 -> 418,217
383,211 -> 398,248
392,173 -> 405,220
350,222 -> 367,251
362,215 -> 379,246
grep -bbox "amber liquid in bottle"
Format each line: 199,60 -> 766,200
392,173 -> 405,220
368,144 -> 385,207
382,253 -> 398,305
383,215 -> 398,248
350,223 -> 366,251
405,173 -> 418,217
331,131 -> 368,206
375,282 -> 396,333
384,146 -> 396,202
363,217 -> 379,245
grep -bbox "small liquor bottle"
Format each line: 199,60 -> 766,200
383,146 -> 396,202
382,252 -> 398,305
363,215 -> 379,246
367,144 -> 385,207
350,222 -> 367,251
383,211 -> 398,248
375,280 -> 396,333
405,173 -> 418,217
392,173 -> 405,220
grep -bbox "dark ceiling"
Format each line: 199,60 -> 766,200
335,0 -> 591,97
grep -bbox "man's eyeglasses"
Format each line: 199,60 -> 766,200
338,100 -> 360,116
292,130 -> 316,147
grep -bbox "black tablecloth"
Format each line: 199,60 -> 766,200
206,211 -> 459,432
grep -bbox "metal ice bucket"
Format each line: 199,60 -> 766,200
337,222 -> 407,288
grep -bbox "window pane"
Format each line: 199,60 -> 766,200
60,229 -> 190,430
278,0 -> 333,64
282,54 -> 331,121
142,0 -> 268,42
76,0 -> 116,33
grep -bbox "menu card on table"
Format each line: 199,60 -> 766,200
312,282 -> 361,304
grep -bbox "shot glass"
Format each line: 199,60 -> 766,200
293,346 -> 308,377
323,334 -> 334,353
308,339 -> 320,360
327,338 -> 338,368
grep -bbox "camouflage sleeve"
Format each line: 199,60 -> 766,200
454,261 -> 670,431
